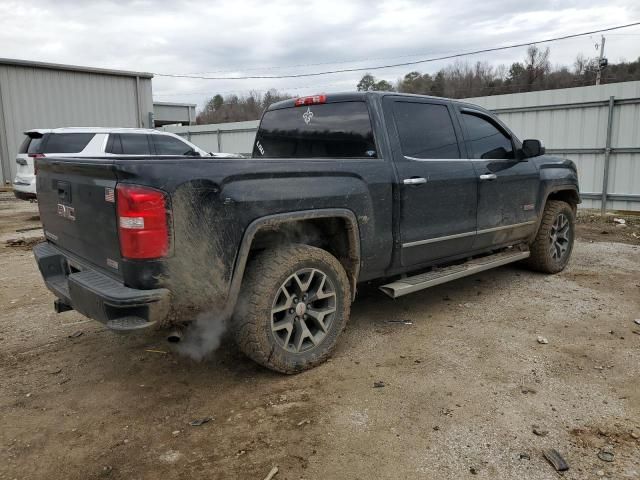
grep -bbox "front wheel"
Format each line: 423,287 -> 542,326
526,200 -> 575,273
233,244 -> 351,374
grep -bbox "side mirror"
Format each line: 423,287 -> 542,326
522,139 -> 545,158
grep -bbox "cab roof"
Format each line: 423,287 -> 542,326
266,91 -> 486,112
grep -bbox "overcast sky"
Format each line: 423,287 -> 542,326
1,0 -> 640,109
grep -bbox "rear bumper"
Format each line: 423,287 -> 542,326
13,190 -> 37,201
13,176 -> 36,195
34,242 -> 170,331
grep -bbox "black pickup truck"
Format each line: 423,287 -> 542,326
33,92 -> 579,373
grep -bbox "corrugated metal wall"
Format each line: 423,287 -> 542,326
153,102 -> 196,126
0,62 -> 153,183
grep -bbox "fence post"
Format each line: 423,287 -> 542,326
600,95 -> 615,215
217,130 -> 222,153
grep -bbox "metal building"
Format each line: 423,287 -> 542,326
153,102 -> 196,127
0,58 -> 154,184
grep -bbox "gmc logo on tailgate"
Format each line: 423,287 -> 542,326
57,204 -> 75,221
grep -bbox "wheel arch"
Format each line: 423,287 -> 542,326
529,186 -> 580,242
226,209 -> 361,314
545,187 -> 580,213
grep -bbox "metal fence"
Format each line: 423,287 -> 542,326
162,120 -> 259,157
163,81 -> 640,212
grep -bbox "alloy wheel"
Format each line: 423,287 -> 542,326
270,268 -> 337,353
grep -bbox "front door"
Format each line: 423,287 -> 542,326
456,109 -> 539,250
384,97 -> 477,267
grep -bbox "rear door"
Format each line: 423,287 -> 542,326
456,108 -> 539,250
106,133 -> 153,156
383,97 -> 477,266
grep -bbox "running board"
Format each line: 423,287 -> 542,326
379,248 -> 530,299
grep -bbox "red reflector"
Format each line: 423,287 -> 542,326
116,184 -> 169,259
294,94 -> 326,106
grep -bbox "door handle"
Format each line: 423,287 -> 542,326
403,177 -> 427,185
479,174 -> 497,181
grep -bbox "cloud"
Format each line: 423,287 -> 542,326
1,0 -> 639,108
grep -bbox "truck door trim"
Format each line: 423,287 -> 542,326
402,230 -> 475,247
402,220 -> 536,248
476,220 -> 536,235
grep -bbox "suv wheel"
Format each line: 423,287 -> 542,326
234,244 -> 351,374
526,200 -> 575,273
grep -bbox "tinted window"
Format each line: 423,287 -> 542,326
106,134 -> 122,154
19,135 -> 45,154
254,101 -> 376,158
43,133 -> 95,153
120,134 -> 151,155
27,137 -> 44,154
462,113 -> 514,159
152,135 -> 196,155
18,137 -> 31,154
393,102 -> 459,159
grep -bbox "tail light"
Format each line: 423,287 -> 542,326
29,153 -> 45,175
294,94 -> 326,106
116,184 -> 169,259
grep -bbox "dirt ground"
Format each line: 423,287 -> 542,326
1,191 -> 639,480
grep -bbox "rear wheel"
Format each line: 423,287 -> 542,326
233,244 -> 351,374
526,200 -> 575,273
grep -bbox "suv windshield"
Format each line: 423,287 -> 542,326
253,101 -> 377,158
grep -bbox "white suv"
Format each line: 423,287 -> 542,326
13,128 -> 238,200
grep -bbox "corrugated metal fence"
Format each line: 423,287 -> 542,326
162,120 -> 259,156
163,81 -> 640,212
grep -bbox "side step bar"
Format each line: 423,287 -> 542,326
379,248 -> 530,299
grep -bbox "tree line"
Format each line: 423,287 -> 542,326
360,46 -> 640,98
196,46 -> 640,124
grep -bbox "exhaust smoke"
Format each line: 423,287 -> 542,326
173,312 -> 228,361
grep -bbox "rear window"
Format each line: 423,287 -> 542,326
19,134 -> 45,154
42,133 -> 95,153
393,102 -> 460,159
253,101 -> 377,158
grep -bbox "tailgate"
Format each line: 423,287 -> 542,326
36,157 -> 123,278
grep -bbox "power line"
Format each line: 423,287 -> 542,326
178,48 -> 482,75
155,21 -> 640,81
153,81 -> 352,97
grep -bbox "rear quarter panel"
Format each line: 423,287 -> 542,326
114,156 -> 394,309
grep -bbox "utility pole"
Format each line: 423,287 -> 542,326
595,35 -> 606,86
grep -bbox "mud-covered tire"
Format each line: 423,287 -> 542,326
233,244 -> 351,374
526,200 -> 575,273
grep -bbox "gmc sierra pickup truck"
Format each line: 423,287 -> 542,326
33,91 -> 579,373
